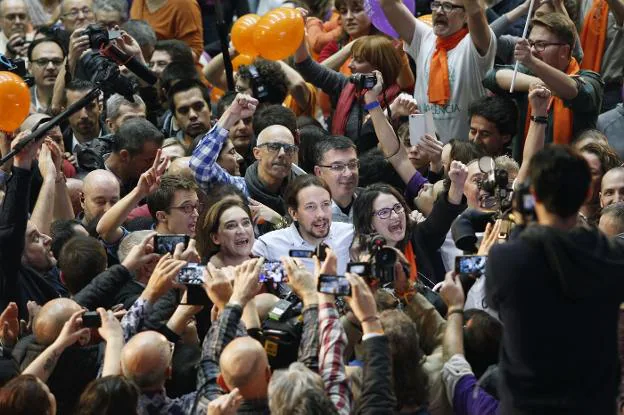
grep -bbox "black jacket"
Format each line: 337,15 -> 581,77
0,168 -> 61,319
355,335 -> 397,414
13,335 -> 103,415
73,264 -> 134,310
408,191 -> 467,283
115,283 -> 179,330
486,225 -> 624,415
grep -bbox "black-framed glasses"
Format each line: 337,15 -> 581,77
32,58 -> 64,67
317,160 -> 360,173
169,203 -> 203,214
430,1 -> 465,12
4,13 -> 28,21
257,142 -> 298,155
63,6 -> 93,19
373,203 -> 404,219
527,40 -> 566,52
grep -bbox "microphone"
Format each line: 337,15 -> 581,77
100,43 -> 158,85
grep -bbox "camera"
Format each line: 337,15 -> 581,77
477,156 -> 513,213
0,53 -> 33,86
83,24 -> 121,50
177,263 -> 205,285
318,274 -> 351,296
349,73 -> 377,90
82,311 -> 101,328
368,234 -> 398,286
455,255 -> 487,278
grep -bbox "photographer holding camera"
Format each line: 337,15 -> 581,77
485,143 -> 624,414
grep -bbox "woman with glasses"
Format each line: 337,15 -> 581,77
352,162 -> 468,283
196,199 -> 255,268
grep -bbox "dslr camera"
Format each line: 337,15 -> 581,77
367,234 -> 398,286
83,24 -> 121,50
349,73 -> 377,90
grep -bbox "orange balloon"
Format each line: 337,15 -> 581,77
253,8 -> 304,61
232,54 -> 256,70
210,86 -> 225,103
231,14 -> 260,56
0,72 -> 30,132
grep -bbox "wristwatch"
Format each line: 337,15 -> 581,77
530,115 -> 548,124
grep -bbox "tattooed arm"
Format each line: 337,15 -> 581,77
22,310 -> 90,382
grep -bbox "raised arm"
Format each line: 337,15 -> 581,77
30,143 -> 57,237
493,68 -> 540,92
277,61 -> 312,112
96,149 -> 168,244
380,0 -> 418,43
516,84 -> 550,185
440,271 -> 465,360
320,39 -> 356,71
97,308 -> 125,377
202,50 -> 231,91
465,0 -> 493,55
294,33 -> 349,95
491,0 -> 530,37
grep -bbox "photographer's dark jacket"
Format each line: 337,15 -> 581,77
0,168 -> 62,319
408,191 -> 467,283
486,225 -> 624,415
73,264 -> 134,310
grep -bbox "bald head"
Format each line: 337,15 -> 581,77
33,298 -> 82,346
256,125 -> 294,146
82,170 -> 120,223
66,178 -> 83,216
600,167 -> 624,208
121,331 -> 171,391
220,337 -> 269,393
166,157 -> 194,180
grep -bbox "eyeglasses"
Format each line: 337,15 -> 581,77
317,160 -> 360,173
527,40 -> 567,52
63,7 -> 93,19
373,203 -> 404,219
169,203 -> 203,214
430,1 -> 465,12
257,142 -> 298,156
32,58 -> 64,67
4,13 -> 28,21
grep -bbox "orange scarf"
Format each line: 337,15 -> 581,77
428,28 -> 469,106
524,58 -> 580,145
579,0 -> 609,72
404,241 -> 419,282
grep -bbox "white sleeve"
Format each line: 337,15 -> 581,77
466,27 -> 497,74
441,354 -> 475,406
406,19 -> 434,62
252,238 -> 269,259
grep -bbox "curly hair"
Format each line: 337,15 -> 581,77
238,58 -> 289,105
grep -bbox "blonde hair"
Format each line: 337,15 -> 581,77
351,35 -> 402,86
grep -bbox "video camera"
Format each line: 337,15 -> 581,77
348,235 -> 399,287
261,292 -> 303,369
0,53 -> 33,86
349,73 -> 377,90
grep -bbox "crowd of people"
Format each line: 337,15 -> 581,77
0,0 -> 623,413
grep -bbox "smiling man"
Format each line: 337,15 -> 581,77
483,13 -> 603,161
380,0 -> 495,142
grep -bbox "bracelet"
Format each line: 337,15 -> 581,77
447,308 -> 464,318
363,101 -> 380,111
361,315 -> 380,324
530,115 -> 548,124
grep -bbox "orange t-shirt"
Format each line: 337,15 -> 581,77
283,82 -> 319,118
130,0 -> 204,62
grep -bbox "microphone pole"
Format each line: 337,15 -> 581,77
215,0 -> 235,91
0,86 -> 102,164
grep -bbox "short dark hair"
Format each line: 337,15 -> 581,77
468,96 -> 518,138
358,148 -> 405,191
27,37 -> 67,62
167,78 -> 212,114
238,59 -> 289,105
50,219 -> 86,261
380,310 -> 429,409
161,62 -> 201,95
463,309 -> 503,379
530,145 -> 591,218
59,236 -> 107,295
196,199 -> 252,261
313,135 -> 356,166
449,139 -> 485,165
65,79 -> 97,104
532,13 -> 576,50
285,174 -> 332,211
75,376 -> 140,415
299,125 -> 331,173
113,118 -> 165,156
153,40 -> 194,66
253,105 -> 298,140
147,175 -> 198,222
0,375 -> 53,414
216,91 -> 238,118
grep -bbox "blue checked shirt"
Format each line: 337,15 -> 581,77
189,125 -> 248,196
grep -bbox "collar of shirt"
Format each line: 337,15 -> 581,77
331,194 -> 357,223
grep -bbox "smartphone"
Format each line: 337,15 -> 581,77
316,243 -> 328,262
177,263 -> 206,285
347,262 -> 371,276
318,274 -> 351,296
409,114 -> 426,146
82,311 -> 101,328
154,234 -> 190,255
455,255 -> 487,278
260,261 -> 285,283
289,249 -> 314,258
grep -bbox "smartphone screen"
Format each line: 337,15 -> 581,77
347,262 -> 371,276
455,255 -> 487,277
154,234 -> 190,255
289,249 -> 314,258
260,261 -> 285,283
177,263 -> 206,285
317,274 -> 351,296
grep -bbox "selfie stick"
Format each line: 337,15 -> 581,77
509,0 -> 536,93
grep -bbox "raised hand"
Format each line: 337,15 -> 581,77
0,302 -> 20,347
514,38 -> 534,68
136,149 -> 168,197
174,238 -> 201,263
282,256 -> 317,305
142,254 -> 186,303
121,231 -> 161,272
229,258 -> 264,307
12,130 -> 41,170
55,310 -> 90,349
345,273 -> 383,334
205,263 -> 234,310
364,70 -> 384,102
528,82 -> 552,117
68,28 -> 90,73
440,271 -> 465,311
208,388 -> 243,415
96,308 -> 124,344
418,134 -> 444,168
229,94 -> 259,119
389,92 -> 419,118
448,160 -> 469,187
37,140 -> 57,180
477,219 -> 502,256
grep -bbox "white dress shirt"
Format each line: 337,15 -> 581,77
252,222 -> 354,275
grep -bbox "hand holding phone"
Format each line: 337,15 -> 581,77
176,263 -> 206,285
455,255 -> 487,278
154,234 -> 190,255
82,311 -> 102,328
317,274 -> 351,296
